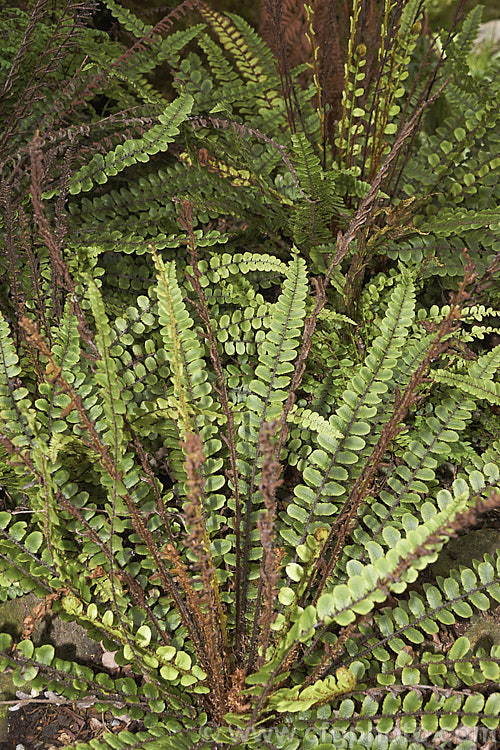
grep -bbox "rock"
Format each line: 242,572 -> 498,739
430,528 -> 500,579
475,20 -> 500,49
0,594 -> 103,741
0,594 -> 102,664
0,674 -> 14,740
463,611 -> 500,651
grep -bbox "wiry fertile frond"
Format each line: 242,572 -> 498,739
0,3 -> 47,100
356,0 -> 423,181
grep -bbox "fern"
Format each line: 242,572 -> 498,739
1,250 -> 499,747
0,1 -> 499,748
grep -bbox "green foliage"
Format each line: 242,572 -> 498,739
0,0 -> 499,748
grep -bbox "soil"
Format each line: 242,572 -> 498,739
3,702 -> 136,750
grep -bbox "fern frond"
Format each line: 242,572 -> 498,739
433,370 -> 500,405
68,94 -> 193,195
152,250 -> 211,436
88,281 -> 127,455
0,312 -> 37,450
197,32 -> 240,88
281,272 -> 416,549
249,477 -> 495,696
287,407 -> 343,444
450,5 -> 485,60
291,131 -> 344,259
236,253 -> 308,653
268,665 -> 355,713
198,2 -> 277,95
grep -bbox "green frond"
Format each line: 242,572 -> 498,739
152,250 -> 213,435
251,472 -> 492,690
432,345 -> 500,405
449,5 -> 485,60
0,628 -> 207,748
199,250 -> 288,285
245,253 -> 308,425
88,281 -> 127,455
268,666 -> 356,713
54,727 -> 201,750
350,336 -> 500,559
281,273 -> 416,547
354,395 -> 477,540
103,0 -> 152,38
172,49 -> 216,111
198,2 -> 277,100
197,32 -> 240,87
365,550 -> 500,680
419,207 -> 500,240
398,0 -> 423,39
0,312 -> 37,450
433,370 -> 500,404
68,94 -> 193,195
287,407 -> 343,445
235,253 -> 308,628
103,0 -> 205,71
290,132 -> 341,255
224,12 -> 278,81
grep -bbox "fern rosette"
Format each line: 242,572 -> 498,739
0,0 -> 499,748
